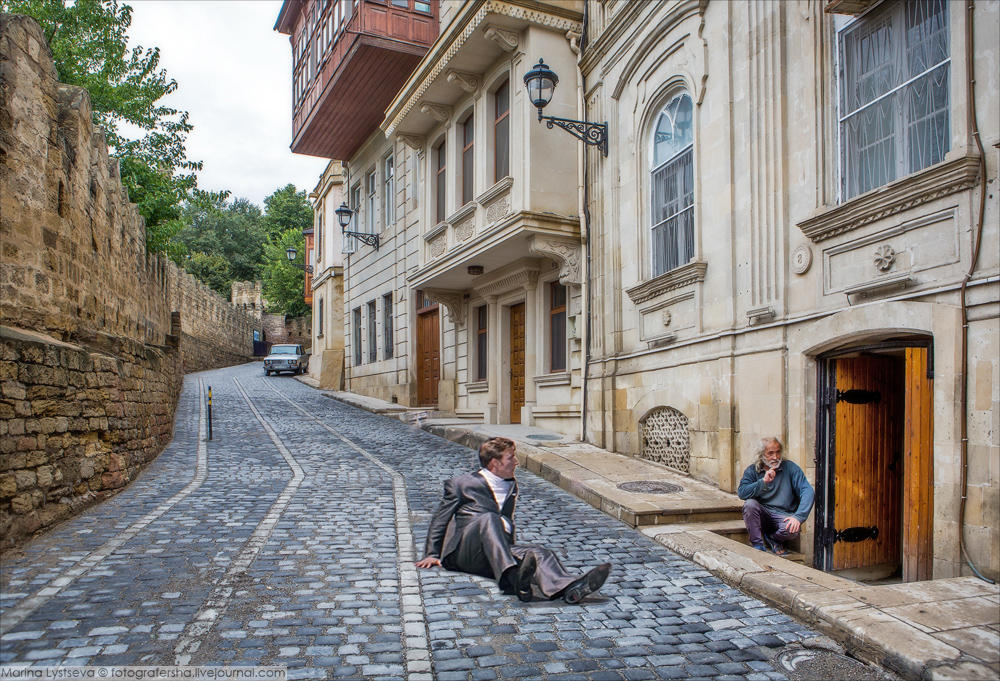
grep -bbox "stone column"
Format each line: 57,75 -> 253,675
523,279 -> 538,425
485,295 -> 499,424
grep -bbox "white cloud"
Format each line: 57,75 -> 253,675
126,0 -> 329,207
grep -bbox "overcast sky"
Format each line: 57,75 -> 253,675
126,1 -> 329,208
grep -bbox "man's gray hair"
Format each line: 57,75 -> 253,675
753,436 -> 784,473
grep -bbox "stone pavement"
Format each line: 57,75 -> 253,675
325,386 -> 1000,681
0,363 -> 892,681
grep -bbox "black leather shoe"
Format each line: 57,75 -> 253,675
515,554 -> 536,602
563,563 -> 611,604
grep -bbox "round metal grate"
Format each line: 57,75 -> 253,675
618,481 -> 684,494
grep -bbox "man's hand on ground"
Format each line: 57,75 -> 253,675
415,556 -> 442,569
782,517 -> 801,534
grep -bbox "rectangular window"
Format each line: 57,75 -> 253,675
494,80 -> 510,181
365,169 -> 377,233
391,0 -> 408,6
549,283 -> 566,372
383,293 -> 394,359
317,297 -> 324,336
415,0 -> 431,13
434,141 -> 447,223
462,115 -> 475,205
475,305 -> 488,381
383,154 -> 395,227
839,0 -> 950,200
353,307 -> 362,365
367,300 -> 377,363
344,183 -> 361,254
651,147 -> 694,276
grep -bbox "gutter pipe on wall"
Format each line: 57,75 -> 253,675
959,0 -> 993,584
570,2 -> 592,444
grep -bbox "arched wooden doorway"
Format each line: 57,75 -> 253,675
815,339 -> 934,582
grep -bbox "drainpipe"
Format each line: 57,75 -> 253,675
569,3 -> 592,443
958,0 -> 993,584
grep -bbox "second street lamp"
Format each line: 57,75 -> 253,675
523,58 -> 608,157
285,247 -> 313,274
335,202 -> 380,251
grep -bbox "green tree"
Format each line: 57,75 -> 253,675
173,189 -> 266,283
184,251 -> 232,296
261,228 -> 309,317
3,0 -> 200,249
261,184 -> 312,243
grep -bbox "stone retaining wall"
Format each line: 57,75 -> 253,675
0,14 -> 257,548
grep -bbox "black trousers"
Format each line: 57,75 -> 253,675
442,512 -> 578,598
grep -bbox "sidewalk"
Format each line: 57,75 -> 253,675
306,381 -> 999,681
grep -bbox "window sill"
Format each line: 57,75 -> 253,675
467,380 -> 489,393
625,261 -> 707,306
424,221 -> 448,242
447,201 -> 477,224
535,372 -> 570,387
797,153 -> 981,243
476,176 -> 514,206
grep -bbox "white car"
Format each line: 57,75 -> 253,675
263,344 -> 308,376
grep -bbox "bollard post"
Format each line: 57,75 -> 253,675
207,385 -> 213,441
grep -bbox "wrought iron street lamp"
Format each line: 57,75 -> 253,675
335,202 -> 380,250
285,247 -> 313,274
523,58 -> 608,157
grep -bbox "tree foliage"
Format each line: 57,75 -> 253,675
261,184 -> 313,244
261,228 -> 309,317
3,0 -> 200,248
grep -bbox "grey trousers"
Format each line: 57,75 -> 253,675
442,512 -> 579,598
742,498 -> 800,547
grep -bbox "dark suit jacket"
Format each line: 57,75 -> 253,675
424,471 -> 518,562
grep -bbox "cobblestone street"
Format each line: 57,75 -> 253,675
2,363 -> 835,680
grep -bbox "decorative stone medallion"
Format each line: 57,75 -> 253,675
873,244 -> 896,272
791,244 -> 812,275
662,310 -> 672,327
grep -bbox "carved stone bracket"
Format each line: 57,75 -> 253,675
423,288 -> 467,327
446,70 -> 480,93
528,235 -> 582,286
397,134 -> 425,151
420,102 -> 453,123
484,24 -> 519,52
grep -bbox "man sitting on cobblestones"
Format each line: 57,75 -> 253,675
416,436 -> 611,604
737,437 -> 815,556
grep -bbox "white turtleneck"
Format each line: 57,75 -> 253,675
478,468 -> 514,533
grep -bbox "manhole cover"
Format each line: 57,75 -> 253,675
526,434 -> 563,441
618,481 -> 684,494
774,648 -> 899,681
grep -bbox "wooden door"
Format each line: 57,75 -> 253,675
416,309 -> 439,406
832,356 -> 903,571
509,303 -> 525,424
902,347 -> 933,581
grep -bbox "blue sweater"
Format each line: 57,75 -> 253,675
737,460 -> 815,523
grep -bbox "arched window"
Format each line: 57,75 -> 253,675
650,92 -> 694,277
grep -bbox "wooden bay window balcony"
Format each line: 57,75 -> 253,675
276,0 -> 438,160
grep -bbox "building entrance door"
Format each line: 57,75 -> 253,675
416,307 -> 439,407
816,341 -> 933,581
509,303 -> 525,424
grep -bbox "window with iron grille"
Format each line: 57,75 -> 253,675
367,300 -> 377,363
383,293 -> 394,359
650,92 -> 694,277
352,307 -> 362,365
838,0 -> 950,200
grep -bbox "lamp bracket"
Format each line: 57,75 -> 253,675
343,230 -> 381,250
540,114 -> 608,156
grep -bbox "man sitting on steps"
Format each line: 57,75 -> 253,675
737,437 -> 815,556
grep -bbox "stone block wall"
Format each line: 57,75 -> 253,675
0,14 -> 257,548
263,313 -> 311,349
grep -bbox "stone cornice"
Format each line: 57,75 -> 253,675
384,0 -> 582,136
447,201 -> 477,224
625,261 -> 707,306
797,154 -> 981,243
474,267 -> 540,298
475,175 -> 514,205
